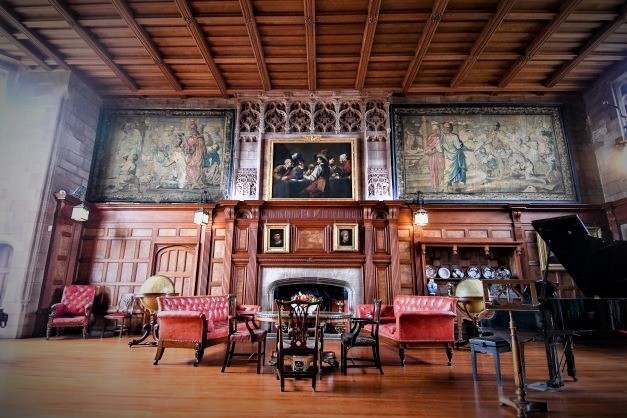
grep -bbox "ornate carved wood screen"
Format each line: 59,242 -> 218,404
231,95 -> 393,202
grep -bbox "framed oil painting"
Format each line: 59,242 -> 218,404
332,223 -> 359,252
88,109 -> 234,203
537,226 -> 601,271
391,105 -> 578,202
264,223 -> 290,253
265,136 -> 358,200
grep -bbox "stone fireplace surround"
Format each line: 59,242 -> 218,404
259,267 -> 363,313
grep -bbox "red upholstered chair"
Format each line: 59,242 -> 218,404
221,304 -> 267,374
47,285 -> 97,340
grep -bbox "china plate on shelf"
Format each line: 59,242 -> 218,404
452,267 -> 464,278
425,265 -> 437,279
482,266 -> 495,279
438,267 -> 451,279
500,268 -> 512,279
467,266 -> 481,279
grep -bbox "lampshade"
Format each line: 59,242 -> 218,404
193,207 -> 209,225
413,191 -> 428,226
413,209 -> 429,226
70,203 -> 89,222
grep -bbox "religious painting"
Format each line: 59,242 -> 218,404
88,109 -> 234,203
391,105 -> 578,202
265,136 -> 358,200
264,223 -> 290,253
537,226 -> 601,271
332,223 -> 359,252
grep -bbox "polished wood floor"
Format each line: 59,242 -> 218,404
1,332 -> 626,417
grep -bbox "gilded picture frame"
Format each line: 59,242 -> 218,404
88,109 -> 235,203
265,136 -> 358,201
333,223 -> 359,252
264,223 -> 290,253
391,104 -> 578,202
537,226 -> 601,271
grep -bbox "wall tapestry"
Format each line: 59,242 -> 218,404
265,136 -> 358,200
391,105 -> 578,202
88,109 -> 234,203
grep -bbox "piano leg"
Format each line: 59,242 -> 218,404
544,334 -> 565,389
563,334 -> 577,381
499,310 -> 549,418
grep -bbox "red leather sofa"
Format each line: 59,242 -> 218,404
357,295 -> 457,366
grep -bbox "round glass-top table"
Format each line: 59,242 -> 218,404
255,310 -> 353,368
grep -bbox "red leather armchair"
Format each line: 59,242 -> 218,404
377,295 -> 457,366
46,285 -> 97,340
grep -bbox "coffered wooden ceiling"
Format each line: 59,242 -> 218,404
1,0 -> 626,98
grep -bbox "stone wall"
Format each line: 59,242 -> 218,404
0,72 -> 100,338
583,60 -> 627,203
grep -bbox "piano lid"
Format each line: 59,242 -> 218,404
532,215 -> 627,298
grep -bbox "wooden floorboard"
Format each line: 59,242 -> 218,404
1,334 -> 626,417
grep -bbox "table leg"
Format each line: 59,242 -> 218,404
128,312 -> 158,347
499,310 -> 549,418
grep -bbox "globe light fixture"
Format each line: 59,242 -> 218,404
413,191 -> 429,226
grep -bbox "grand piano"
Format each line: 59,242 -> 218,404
532,214 -> 627,388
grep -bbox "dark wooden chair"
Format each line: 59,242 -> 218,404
221,305 -> 267,374
47,285 -> 97,339
101,292 -> 136,338
275,299 -> 322,391
341,298 -> 384,375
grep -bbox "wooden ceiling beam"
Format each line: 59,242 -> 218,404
47,0 -> 137,90
304,0 -> 317,90
401,0 -> 449,95
499,0 -> 582,88
545,5 -> 627,88
0,23 -> 51,70
174,0 -> 228,98
239,0 -> 271,91
0,50 -> 25,69
355,0 -> 381,90
109,0 -> 181,91
450,0 -> 516,88
0,3 -> 70,71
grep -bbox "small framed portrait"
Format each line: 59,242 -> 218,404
264,223 -> 290,253
333,223 -> 359,252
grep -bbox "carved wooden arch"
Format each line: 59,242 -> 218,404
152,243 -> 199,297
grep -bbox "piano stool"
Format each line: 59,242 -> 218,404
470,336 -> 521,386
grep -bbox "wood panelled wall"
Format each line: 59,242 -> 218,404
43,199 -> 618,328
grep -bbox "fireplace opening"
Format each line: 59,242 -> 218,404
273,283 -> 347,312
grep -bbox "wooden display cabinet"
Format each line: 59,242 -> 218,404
419,242 -> 524,296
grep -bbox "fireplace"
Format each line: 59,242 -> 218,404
272,278 -> 348,312
259,267 -> 363,313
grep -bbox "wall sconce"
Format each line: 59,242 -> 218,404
70,203 -> 90,222
413,191 -> 429,226
193,191 -> 209,225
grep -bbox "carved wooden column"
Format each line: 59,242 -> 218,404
36,191 -> 84,335
362,202 -> 377,304
386,201 -> 403,299
244,200 -> 262,305
221,200 -> 238,296
195,205 -> 214,295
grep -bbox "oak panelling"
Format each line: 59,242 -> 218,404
293,227 -> 326,253
153,244 -> 197,296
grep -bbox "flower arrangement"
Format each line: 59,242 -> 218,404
291,291 -> 319,303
